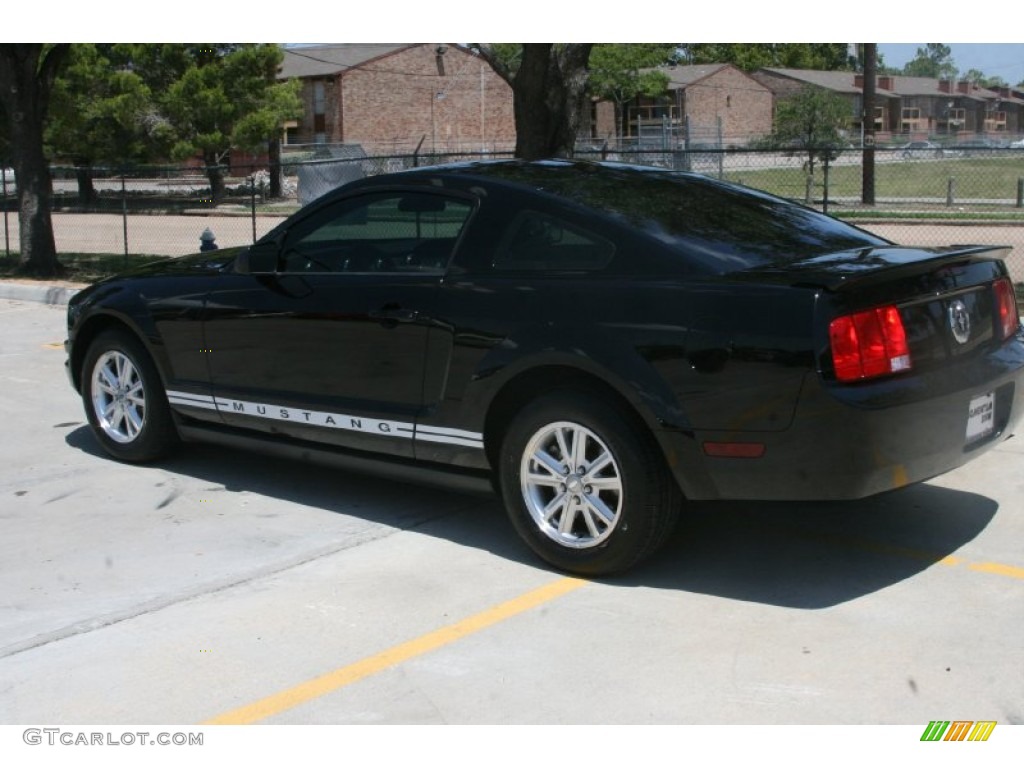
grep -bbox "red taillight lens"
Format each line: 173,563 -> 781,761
829,305 -> 912,382
993,278 -> 1019,341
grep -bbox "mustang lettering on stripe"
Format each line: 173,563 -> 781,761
165,390 -> 483,449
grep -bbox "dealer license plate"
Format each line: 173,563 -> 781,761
966,392 -> 995,443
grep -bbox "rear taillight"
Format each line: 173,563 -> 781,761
993,278 -> 1019,341
829,305 -> 912,382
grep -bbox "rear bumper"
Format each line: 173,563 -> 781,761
670,337 -> 1024,501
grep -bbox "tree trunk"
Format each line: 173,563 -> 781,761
75,163 -> 96,207
512,44 -> 593,160
268,137 -> 282,199
0,44 -> 70,277
204,149 -> 226,204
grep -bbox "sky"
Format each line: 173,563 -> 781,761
878,44 -> 1024,86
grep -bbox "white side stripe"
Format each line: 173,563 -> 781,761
415,433 -> 485,449
165,390 -> 483,449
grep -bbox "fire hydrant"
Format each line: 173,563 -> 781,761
200,228 -> 218,252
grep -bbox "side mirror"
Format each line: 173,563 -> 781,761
235,240 -> 280,275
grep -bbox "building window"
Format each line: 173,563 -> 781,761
901,107 -> 923,134
985,110 -> 1007,131
313,81 -> 326,116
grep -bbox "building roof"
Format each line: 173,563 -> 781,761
756,68 -> 1022,105
892,76 -> 993,102
655,63 -> 769,92
757,68 -> 895,97
279,44 -> 414,79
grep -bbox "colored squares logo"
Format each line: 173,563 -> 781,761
921,721 -> 997,742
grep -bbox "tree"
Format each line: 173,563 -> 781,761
0,44 -> 71,277
769,86 -> 851,178
902,44 -> 957,80
963,69 -> 1008,89
682,44 -> 853,72
475,44 -> 594,160
588,44 -> 675,141
118,44 -> 301,202
47,44 -> 167,204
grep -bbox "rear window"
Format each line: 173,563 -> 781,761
520,165 -> 887,273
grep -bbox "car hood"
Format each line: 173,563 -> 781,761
119,246 -> 247,279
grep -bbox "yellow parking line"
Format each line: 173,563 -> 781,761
761,522 -> 1021,581
968,561 -> 1024,580
203,576 -> 587,725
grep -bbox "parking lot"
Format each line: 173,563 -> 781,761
1,298 -> 1022,729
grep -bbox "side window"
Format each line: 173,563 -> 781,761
282,193 -> 472,273
492,210 -> 615,273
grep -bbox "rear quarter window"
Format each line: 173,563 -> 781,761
492,210 -> 615,273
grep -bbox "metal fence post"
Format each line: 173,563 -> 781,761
1017,178 -> 1023,209
805,174 -> 814,205
250,174 -> 257,243
946,177 -> 955,207
413,136 -> 425,168
121,174 -> 129,267
2,166 -> 9,259
822,155 -> 830,214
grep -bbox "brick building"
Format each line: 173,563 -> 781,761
279,44 -> 516,154
752,68 -> 1024,142
590,64 -> 774,148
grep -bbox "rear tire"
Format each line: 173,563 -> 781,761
498,390 -> 680,576
81,328 -> 179,462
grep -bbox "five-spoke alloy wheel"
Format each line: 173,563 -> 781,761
500,390 -> 681,576
91,349 -> 147,444
81,329 -> 178,462
520,421 -> 623,549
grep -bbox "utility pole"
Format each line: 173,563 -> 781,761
861,43 -> 877,205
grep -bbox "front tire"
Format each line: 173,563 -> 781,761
81,328 -> 178,462
499,390 -> 680,576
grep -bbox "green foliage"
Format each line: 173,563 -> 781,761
47,43 -> 302,176
769,86 -> 852,175
682,44 -> 853,71
962,68 -> 1008,89
902,44 -> 957,79
47,44 -> 163,166
115,44 -> 302,166
589,44 -> 675,103
589,44 -> 675,138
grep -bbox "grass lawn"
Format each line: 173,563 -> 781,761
0,252 -> 170,283
726,155 -> 1024,203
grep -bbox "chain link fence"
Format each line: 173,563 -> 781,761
2,148 -> 1022,284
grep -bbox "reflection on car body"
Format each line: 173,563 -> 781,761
65,160 -> 1024,575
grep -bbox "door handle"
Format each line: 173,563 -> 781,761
370,303 -> 419,327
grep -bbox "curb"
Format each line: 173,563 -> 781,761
0,281 -> 84,306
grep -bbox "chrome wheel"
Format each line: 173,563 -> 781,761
90,350 -> 146,444
520,421 -> 623,549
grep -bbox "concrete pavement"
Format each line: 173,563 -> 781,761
0,280 -> 84,306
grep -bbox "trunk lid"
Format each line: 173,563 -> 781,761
733,245 -> 1017,374
729,245 -> 1011,292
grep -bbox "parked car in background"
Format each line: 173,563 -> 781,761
1009,137 -> 1024,149
64,160 -> 1024,576
953,138 -> 1003,154
900,141 -> 945,159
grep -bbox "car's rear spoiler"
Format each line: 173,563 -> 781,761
728,245 -> 1013,291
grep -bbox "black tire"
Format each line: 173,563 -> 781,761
498,390 -> 681,576
81,328 -> 179,462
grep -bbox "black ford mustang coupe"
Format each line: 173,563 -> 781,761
65,160 -> 1024,575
